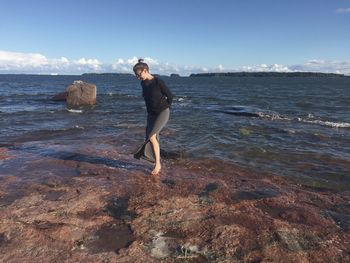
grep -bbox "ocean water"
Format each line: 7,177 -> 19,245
0,74 -> 349,190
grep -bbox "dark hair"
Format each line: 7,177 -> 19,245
133,58 -> 149,73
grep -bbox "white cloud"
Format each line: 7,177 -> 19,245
126,56 -> 139,65
74,58 -> 102,71
0,50 -> 48,69
112,56 -> 197,75
241,63 -> 291,72
216,64 -> 225,72
0,50 -> 101,74
1,50 -> 350,75
238,60 -> 350,75
290,59 -> 350,75
336,8 -> 350,13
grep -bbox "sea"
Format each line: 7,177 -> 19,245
0,74 -> 349,191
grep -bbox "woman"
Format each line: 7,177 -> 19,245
133,59 -> 173,176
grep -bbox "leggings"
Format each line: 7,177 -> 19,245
134,108 -> 170,163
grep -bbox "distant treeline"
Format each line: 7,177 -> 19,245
80,72 -> 347,78
189,72 -> 346,77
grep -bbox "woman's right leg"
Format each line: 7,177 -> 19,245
147,109 -> 170,175
149,134 -> 161,175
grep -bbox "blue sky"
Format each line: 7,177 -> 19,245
0,0 -> 350,75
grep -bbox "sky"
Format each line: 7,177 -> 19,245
0,0 -> 349,75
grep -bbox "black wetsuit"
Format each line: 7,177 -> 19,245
141,77 -> 173,115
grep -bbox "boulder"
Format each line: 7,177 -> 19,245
66,81 -> 96,108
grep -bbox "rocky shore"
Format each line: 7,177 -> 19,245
0,137 -> 349,262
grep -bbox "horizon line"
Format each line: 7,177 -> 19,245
0,71 -> 348,77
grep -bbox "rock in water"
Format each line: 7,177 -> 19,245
66,80 -> 96,108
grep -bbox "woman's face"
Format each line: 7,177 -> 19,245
135,69 -> 146,80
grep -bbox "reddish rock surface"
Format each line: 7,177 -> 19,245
0,140 -> 349,262
0,148 -> 12,161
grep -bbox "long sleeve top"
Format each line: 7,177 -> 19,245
141,77 -> 173,115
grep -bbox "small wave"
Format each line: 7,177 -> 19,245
174,96 -> 192,107
214,106 -> 273,118
256,111 -> 349,128
258,112 -> 350,128
301,119 -> 350,128
0,105 -> 48,114
215,105 -> 350,129
256,112 -> 291,121
67,109 -> 83,113
105,92 -> 138,99
175,96 -> 191,103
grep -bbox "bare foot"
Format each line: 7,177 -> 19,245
151,164 -> 161,176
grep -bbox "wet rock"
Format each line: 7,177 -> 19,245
254,228 -> 322,253
0,192 -> 25,207
86,222 -> 134,254
272,228 -> 321,252
204,183 -> 219,192
77,208 -> 104,220
62,152 -> 132,170
32,220 -> 64,230
326,210 -> 350,230
160,149 -> 187,160
163,230 -> 186,239
161,179 -> 176,188
44,190 -> 65,201
232,188 -> 279,202
198,183 -> 219,204
66,80 -> 96,108
325,202 -> 350,230
42,177 -> 62,188
258,200 -> 336,228
0,233 -> 7,247
104,196 -> 136,221
0,144 -> 349,262
0,147 -> 12,161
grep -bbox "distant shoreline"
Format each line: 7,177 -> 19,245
62,71 -> 350,78
188,72 -> 346,78
0,72 -> 348,77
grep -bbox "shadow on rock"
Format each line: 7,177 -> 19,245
160,149 -> 189,161
0,191 -> 27,207
44,190 -> 66,201
161,179 -> 176,189
0,233 -> 7,247
198,182 -> 219,204
232,188 -> 279,203
325,202 -> 350,230
10,145 -> 143,171
85,222 -> 135,254
103,196 -> 136,221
